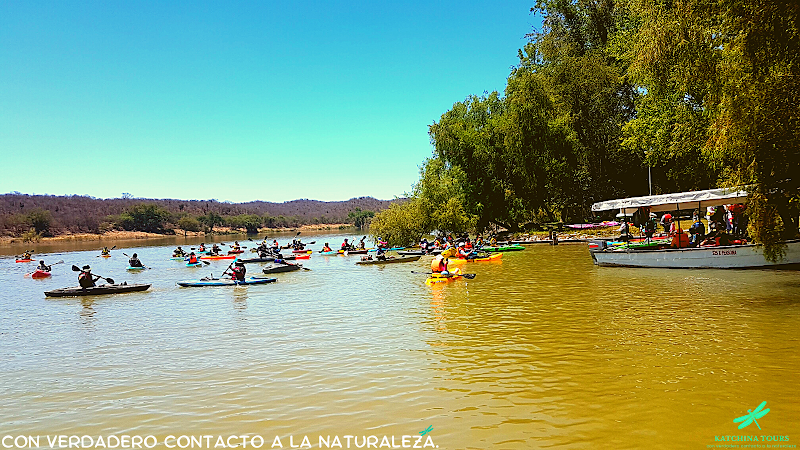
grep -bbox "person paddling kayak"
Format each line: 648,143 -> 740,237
128,253 -> 144,268
322,243 -> 332,252
225,261 -> 247,281
173,246 -> 186,257
20,251 -> 32,260
198,243 -> 206,252
37,260 -> 51,272
78,265 -> 101,288
187,252 -> 199,264
101,247 -> 110,256
431,255 -> 450,275
210,244 -> 222,256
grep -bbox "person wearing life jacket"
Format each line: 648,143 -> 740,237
187,252 -> 199,264
475,236 -> 484,247
232,241 -> 241,252
490,236 -> 498,246
21,251 -> 32,260
431,255 -> 449,275
198,243 -> 206,252
210,244 -> 221,256
173,246 -> 185,257
375,245 -> 388,261
272,240 -> 280,253
464,239 -> 474,251
457,242 -> 473,259
322,243 -> 332,252
230,261 -> 246,281
101,247 -> 110,256
78,265 -> 99,288
37,260 -> 51,272
129,253 -> 144,268
341,239 -> 351,251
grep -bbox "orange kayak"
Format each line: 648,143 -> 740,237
16,259 -> 33,263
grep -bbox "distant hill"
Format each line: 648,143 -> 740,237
0,193 -> 402,236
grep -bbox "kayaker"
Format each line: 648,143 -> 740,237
187,252 -> 199,264
230,261 -> 247,281
464,239 -> 474,250
375,245 -> 387,261
78,265 -> 99,288
232,241 -> 241,252
272,240 -> 280,253
128,253 -> 144,268
431,255 -> 449,275
173,246 -> 186,257
490,236 -> 498,246
198,243 -> 206,252
322,243 -> 332,252
341,239 -> 351,251
37,260 -> 51,272
476,236 -> 484,247
21,251 -> 32,260
357,237 -> 366,250
211,244 -> 221,255
101,247 -> 110,256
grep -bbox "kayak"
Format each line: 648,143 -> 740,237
100,254 -> 111,258
479,245 -> 524,252
367,247 -> 404,252
186,262 -> 204,268
397,249 -> 442,256
31,270 -> 52,279
200,255 -> 237,260
425,269 -> 465,285
227,250 -> 244,254
176,277 -> 277,287
356,255 -> 422,265
170,257 -> 186,260
45,283 -> 151,297
447,253 -> 503,264
237,256 -> 276,263
293,254 -> 310,260
127,266 -> 146,271
292,249 -> 312,254
16,259 -> 33,263
339,249 -> 369,255
319,251 -> 339,256
261,263 -> 302,274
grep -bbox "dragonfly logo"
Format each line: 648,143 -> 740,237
733,401 -> 770,430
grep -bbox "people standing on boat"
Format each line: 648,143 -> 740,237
689,215 -> 705,247
660,214 -> 673,233
617,219 -> 632,242
37,260 -> 51,272
643,213 -> 658,240
78,265 -> 99,288
128,253 -> 143,268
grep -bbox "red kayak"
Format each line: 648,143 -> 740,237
31,270 -> 52,279
293,254 -> 311,259
16,259 -> 33,263
227,250 -> 244,254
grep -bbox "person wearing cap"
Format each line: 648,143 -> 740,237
129,253 -> 144,268
37,260 -> 51,272
660,214 -> 673,233
186,252 -> 199,265
78,265 -> 99,288
643,212 -> 657,240
230,261 -> 247,281
457,242 -> 471,259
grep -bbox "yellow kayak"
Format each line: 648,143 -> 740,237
447,252 -> 502,264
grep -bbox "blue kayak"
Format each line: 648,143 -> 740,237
176,277 -> 277,287
127,266 -> 146,271
186,262 -> 203,268
367,247 -> 405,252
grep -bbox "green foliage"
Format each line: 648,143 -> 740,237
118,203 -> 170,233
369,199 -> 428,247
198,212 -> 224,232
26,209 -> 52,235
177,216 -> 201,233
348,208 -> 375,229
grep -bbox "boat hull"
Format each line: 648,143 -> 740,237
591,240 -> 800,269
355,255 -> 422,265
45,284 -> 151,297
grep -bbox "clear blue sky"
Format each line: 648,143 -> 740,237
1,1 -> 540,203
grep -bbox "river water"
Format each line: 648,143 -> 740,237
1,233 -> 798,449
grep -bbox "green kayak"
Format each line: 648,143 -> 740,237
480,245 -> 525,252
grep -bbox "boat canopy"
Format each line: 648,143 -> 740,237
592,187 -> 748,213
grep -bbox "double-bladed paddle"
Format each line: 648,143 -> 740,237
71,265 -> 114,284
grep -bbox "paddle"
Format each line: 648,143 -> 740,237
71,265 -> 114,284
411,270 -> 476,279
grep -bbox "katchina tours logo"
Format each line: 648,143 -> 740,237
710,401 -> 795,448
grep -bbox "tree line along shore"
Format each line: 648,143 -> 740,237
0,194 -> 388,243
371,0 -> 799,257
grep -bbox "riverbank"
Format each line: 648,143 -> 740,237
0,223 -> 353,246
